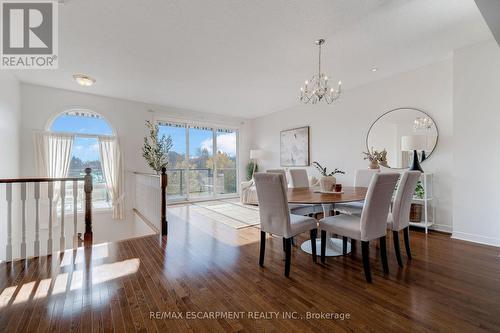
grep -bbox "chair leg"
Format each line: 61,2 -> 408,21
284,237 -> 292,277
393,231 -> 403,267
403,227 -> 412,260
321,230 -> 327,263
342,236 -> 348,255
282,237 -> 286,252
259,231 -> 266,267
351,239 -> 357,255
361,241 -> 372,283
310,229 -> 317,262
380,236 -> 389,274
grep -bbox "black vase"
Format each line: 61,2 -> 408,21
410,150 -> 424,172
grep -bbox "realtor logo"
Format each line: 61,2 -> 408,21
1,0 -> 58,69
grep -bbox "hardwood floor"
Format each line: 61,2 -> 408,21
1,204 -> 499,332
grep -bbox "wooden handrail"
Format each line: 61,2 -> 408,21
1,168 -> 94,261
0,177 -> 84,183
132,171 -> 159,177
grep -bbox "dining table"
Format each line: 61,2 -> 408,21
287,186 -> 368,257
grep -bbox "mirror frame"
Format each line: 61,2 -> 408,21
366,107 -> 439,170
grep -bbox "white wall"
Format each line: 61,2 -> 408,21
452,40 -> 500,246
0,71 -> 20,261
19,84 -> 252,219
0,71 -> 21,177
251,60 -> 454,231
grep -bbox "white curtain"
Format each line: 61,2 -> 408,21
98,137 -> 124,219
33,131 -> 74,227
34,132 -> 74,178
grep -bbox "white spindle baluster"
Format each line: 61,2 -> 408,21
6,183 -> 12,262
34,182 -> 40,257
20,183 -> 27,259
60,180 -> 66,251
47,182 -> 53,255
73,180 -> 78,247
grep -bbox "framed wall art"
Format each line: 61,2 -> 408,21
280,126 -> 310,167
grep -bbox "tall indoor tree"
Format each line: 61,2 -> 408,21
142,120 -> 173,173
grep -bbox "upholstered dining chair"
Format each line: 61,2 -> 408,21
388,170 -> 421,267
319,172 -> 400,282
335,169 -> 380,215
354,169 -> 380,187
254,173 -> 318,277
289,169 -> 310,188
266,169 -> 288,183
267,169 -> 322,218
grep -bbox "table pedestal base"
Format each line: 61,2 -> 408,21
300,237 -> 351,257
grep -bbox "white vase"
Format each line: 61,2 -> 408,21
369,160 -> 380,169
319,176 -> 336,192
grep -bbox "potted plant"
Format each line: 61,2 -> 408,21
246,161 -> 258,181
312,162 -> 345,192
142,120 -> 173,174
410,181 -> 424,222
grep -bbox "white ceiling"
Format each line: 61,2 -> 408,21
12,0 -> 492,118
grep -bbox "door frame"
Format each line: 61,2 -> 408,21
155,117 -> 239,203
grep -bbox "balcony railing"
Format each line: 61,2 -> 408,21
166,168 -> 237,200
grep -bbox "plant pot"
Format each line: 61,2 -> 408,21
369,160 -> 380,169
410,203 -> 423,222
319,176 -> 336,192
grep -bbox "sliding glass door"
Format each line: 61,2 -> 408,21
215,129 -> 237,195
158,121 -> 238,201
188,126 -> 214,199
159,122 -> 188,201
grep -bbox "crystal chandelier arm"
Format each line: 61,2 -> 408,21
318,42 -> 322,80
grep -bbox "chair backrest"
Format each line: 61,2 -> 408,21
289,169 -> 309,188
267,169 -> 288,187
392,171 -> 421,231
254,173 -> 291,237
354,169 -> 379,187
360,172 -> 400,241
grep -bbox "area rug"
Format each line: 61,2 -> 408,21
191,200 -> 260,229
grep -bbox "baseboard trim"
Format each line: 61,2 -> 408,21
430,224 -> 452,233
451,231 -> 500,247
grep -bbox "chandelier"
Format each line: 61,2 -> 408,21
299,39 -> 342,104
413,117 -> 434,131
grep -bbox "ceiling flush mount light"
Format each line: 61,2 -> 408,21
371,67 -> 378,72
73,74 -> 95,87
299,39 -> 341,104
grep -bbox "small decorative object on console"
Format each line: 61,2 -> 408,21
362,147 -> 387,169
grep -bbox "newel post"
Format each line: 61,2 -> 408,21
161,167 -> 168,235
84,168 -> 93,245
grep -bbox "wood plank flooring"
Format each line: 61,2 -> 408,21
1,204 -> 499,332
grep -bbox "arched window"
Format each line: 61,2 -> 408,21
49,110 -> 114,209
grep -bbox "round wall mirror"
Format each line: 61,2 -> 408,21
366,107 -> 438,169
